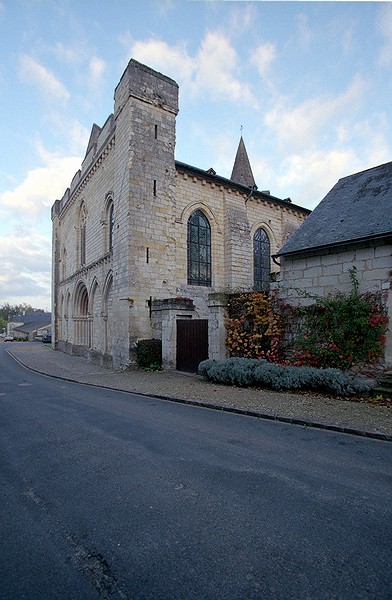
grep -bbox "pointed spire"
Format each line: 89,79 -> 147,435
230,136 -> 257,188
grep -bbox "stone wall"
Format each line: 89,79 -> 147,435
277,242 -> 392,367
172,168 -> 308,315
277,243 -> 391,298
52,59 -> 309,370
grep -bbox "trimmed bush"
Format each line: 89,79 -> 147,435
198,357 -> 373,397
136,338 -> 162,369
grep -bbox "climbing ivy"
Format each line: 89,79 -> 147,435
225,291 -> 283,362
292,268 -> 389,370
224,268 -> 389,371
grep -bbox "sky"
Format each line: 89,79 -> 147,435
0,0 -> 391,310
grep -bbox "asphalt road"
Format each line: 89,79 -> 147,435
1,345 -> 391,600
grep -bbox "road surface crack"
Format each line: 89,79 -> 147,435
66,534 -> 129,599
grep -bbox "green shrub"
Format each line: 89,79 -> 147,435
198,359 -> 215,377
222,268 -> 388,371
292,268 -> 388,370
198,357 -> 373,397
136,338 -> 162,369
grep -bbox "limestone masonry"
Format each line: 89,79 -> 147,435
52,59 -> 309,370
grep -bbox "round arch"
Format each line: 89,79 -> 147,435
73,280 -> 90,346
102,271 -> 114,354
89,277 -> 102,350
73,280 -> 89,316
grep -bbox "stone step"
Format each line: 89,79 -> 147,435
372,386 -> 392,398
371,370 -> 392,398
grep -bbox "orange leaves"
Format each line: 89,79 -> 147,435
225,291 -> 283,362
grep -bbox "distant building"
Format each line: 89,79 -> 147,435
8,312 -> 51,341
52,59 -> 309,371
276,161 -> 392,367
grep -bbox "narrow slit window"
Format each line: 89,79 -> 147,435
108,203 -> 114,251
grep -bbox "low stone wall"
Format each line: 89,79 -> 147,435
276,242 -> 392,368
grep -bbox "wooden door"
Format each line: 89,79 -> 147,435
176,319 -> 208,373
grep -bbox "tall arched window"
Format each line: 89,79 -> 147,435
79,203 -> 87,266
61,247 -> 67,280
253,228 -> 270,290
187,210 -> 211,286
104,193 -> 114,253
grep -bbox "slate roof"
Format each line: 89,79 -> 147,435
230,136 -> 257,188
175,161 -> 310,215
277,161 -> 392,257
14,321 -> 51,334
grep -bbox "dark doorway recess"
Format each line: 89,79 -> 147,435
176,319 -> 208,373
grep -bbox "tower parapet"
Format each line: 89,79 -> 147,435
114,59 -> 179,118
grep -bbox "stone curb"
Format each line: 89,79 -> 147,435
9,349 -> 392,443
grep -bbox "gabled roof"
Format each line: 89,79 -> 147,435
277,161 -> 392,257
14,321 -> 51,334
230,136 -> 256,188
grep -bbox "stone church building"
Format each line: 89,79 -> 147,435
52,59 -> 309,371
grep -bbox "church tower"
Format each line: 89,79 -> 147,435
112,59 -> 179,361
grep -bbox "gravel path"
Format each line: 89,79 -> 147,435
7,343 -> 392,440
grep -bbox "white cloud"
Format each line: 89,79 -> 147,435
341,25 -> 355,56
128,31 -> 256,107
0,154 -> 81,219
0,234 -> 52,308
271,118 -> 391,210
250,42 -> 276,78
48,41 -> 108,101
351,117 -> 391,167
157,0 -> 175,16
264,75 -> 366,152
227,3 -> 258,36
296,13 -> 313,50
194,31 -> 256,106
377,3 -> 392,67
277,149 -> 360,208
19,54 -> 70,102
131,38 -> 194,86
53,42 -> 80,65
0,149 -> 82,308
46,118 -> 89,156
88,56 -> 106,88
